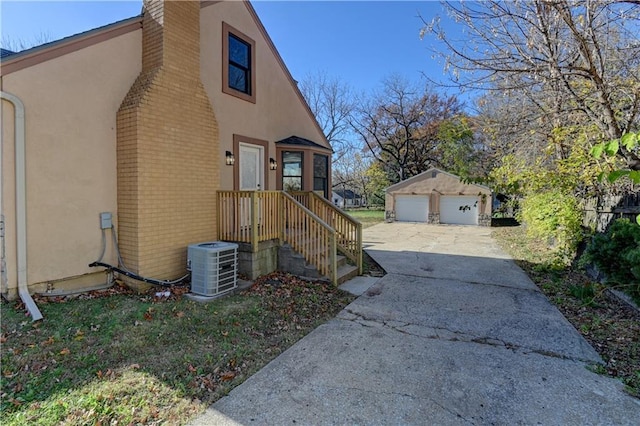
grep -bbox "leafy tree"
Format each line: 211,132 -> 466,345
591,131 -> 640,224
349,75 -> 467,183
592,132 -> 640,184
518,189 -> 584,262
487,122 -> 608,196
364,161 -> 391,206
421,0 -> 640,170
436,115 -> 481,177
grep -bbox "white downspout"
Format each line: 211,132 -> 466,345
1,90 -> 43,321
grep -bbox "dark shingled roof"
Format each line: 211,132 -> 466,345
1,48 -> 15,59
276,135 -> 332,151
333,189 -> 361,199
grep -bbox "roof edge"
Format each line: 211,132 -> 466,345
276,135 -> 333,152
243,0 -> 331,151
385,167 -> 492,192
1,15 -> 142,76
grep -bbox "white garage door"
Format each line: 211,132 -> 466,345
395,195 -> 429,222
440,196 -> 478,225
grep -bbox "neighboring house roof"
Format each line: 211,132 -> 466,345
1,48 -> 15,58
385,167 -> 491,192
0,16 -> 142,75
333,189 -> 361,199
276,135 -> 332,151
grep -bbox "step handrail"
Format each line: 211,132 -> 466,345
281,192 -> 338,285
307,192 -> 363,275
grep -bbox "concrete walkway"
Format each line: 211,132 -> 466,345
191,223 -> 640,425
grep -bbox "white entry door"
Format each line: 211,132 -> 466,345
239,143 -> 264,191
238,143 -> 264,229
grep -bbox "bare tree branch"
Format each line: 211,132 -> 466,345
422,0 -> 640,170
298,71 -> 356,162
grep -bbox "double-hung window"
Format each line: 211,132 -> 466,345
228,34 -> 250,94
282,151 -> 303,191
313,154 -> 329,198
223,23 -> 256,103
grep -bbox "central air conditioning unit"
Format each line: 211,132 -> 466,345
187,241 -> 238,297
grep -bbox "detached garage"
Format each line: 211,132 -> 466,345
385,168 -> 492,226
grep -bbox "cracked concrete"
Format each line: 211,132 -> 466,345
191,223 -> 640,425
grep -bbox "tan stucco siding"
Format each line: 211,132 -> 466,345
1,30 -> 141,293
200,2 -> 328,191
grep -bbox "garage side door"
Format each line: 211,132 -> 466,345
395,195 -> 429,222
440,196 -> 478,225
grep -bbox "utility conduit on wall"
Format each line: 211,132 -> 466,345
1,90 -> 43,321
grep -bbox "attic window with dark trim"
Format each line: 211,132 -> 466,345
223,22 -> 256,103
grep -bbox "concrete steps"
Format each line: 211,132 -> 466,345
336,263 -> 359,285
278,243 -> 359,285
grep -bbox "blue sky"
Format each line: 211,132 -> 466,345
1,1 -> 460,97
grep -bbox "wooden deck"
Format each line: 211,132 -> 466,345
217,191 -> 362,284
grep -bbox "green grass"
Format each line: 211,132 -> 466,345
0,274 -> 355,425
345,209 -> 385,228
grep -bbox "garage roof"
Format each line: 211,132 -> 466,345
385,168 -> 491,193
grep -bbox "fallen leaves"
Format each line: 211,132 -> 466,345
188,366 -> 239,392
220,371 -> 235,382
8,397 -> 22,406
143,308 -> 154,321
493,226 -> 640,397
241,272 -> 353,336
0,269 -> 355,423
31,281 -> 135,305
96,369 -> 117,380
26,281 -> 193,307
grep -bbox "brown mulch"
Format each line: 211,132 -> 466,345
566,288 -> 638,380
363,251 -> 386,277
522,266 -> 640,397
26,281 -> 192,306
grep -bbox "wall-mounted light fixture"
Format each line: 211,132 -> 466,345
269,157 -> 278,170
225,151 -> 235,166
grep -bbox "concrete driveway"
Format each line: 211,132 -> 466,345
192,223 -> 640,425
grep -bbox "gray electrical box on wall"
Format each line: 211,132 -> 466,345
100,212 -> 112,229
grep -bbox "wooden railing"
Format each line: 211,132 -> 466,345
217,191 -> 282,252
282,192 -> 337,284
290,192 -> 363,274
289,192 -> 311,208
217,190 -> 361,284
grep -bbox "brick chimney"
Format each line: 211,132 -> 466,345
116,0 -> 219,282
